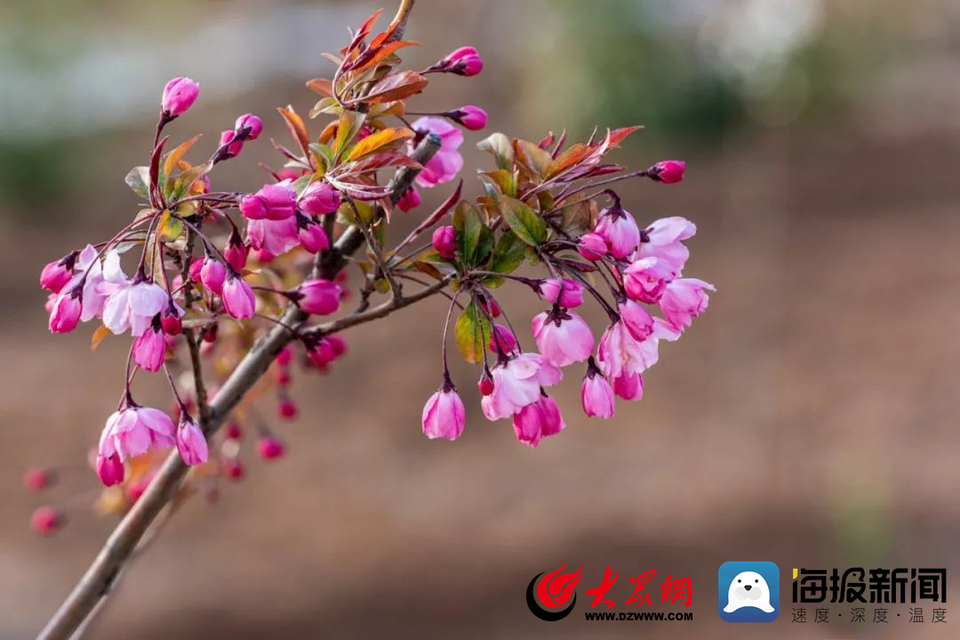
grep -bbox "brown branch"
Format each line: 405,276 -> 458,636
36,17 -> 437,640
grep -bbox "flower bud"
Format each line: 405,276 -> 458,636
161,77 -> 199,116
96,453 -> 125,487
223,458 -> 244,481
133,320 -> 166,372
40,251 -> 78,293
235,113 -> 263,140
23,467 -> 54,491
297,215 -> 330,253
188,257 -> 204,282
582,364 -> 615,419
224,234 -> 248,272
488,324 -> 517,354
444,46 -> 483,76
278,397 -> 298,419
422,384 -> 466,440
49,287 -> 82,334
222,272 -> 256,320
200,257 -> 226,295
298,181 -> 341,216
538,278 -> 584,308
176,415 -> 208,466
239,194 -> 268,220
275,346 -> 293,366
578,232 -> 608,261
478,375 -> 495,396
296,279 -> 342,316
432,225 -> 456,259
161,303 -> 183,336
258,436 -> 286,460
451,105 -> 487,131
225,421 -> 243,440
649,160 -> 685,184
397,187 -> 421,212
327,335 -> 347,357
218,129 -> 244,157
30,506 -> 63,536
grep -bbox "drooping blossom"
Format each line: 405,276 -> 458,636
200,257 -> 226,295
222,271 -> 256,320
634,216 -> 696,275
297,214 -> 330,253
531,310 -> 595,367
99,255 -> 168,337
612,370 -> 644,402
412,117 -> 464,188
397,187 -> 421,212
578,232 -> 608,261
594,203 -> 641,259
239,183 -> 297,220
298,181 -> 341,216
176,414 -> 208,466
432,225 -> 456,259
597,319 -> 680,381
659,278 -> 715,330
40,250 -> 78,293
258,436 -> 286,460
649,160 -> 686,184
224,233 -> 248,271
481,353 -> 562,421
133,320 -> 166,372
247,216 -> 300,257
161,77 -> 199,116
618,298 -> 654,341
97,404 -> 175,486
581,360 -> 616,419
49,286 -> 82,333
421,382 -> 466,441
160,298 -> 184,335
295,279 -> 342,316
489,323 -> 517,354
512,395 -> 564,447
538,278 -> 584,308
622,257 -> 669,304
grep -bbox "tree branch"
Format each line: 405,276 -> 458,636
37,18 -> 436,638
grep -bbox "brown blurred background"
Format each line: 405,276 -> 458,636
3,0 -> 960,638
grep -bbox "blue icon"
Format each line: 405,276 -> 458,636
718,562 -> 780,623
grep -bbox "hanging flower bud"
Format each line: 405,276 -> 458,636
133,317 -> 166,372
595,199 -> 641,260
161,299 -> 183,336
421,381 -> 466,440
538,278 -> 584,308
23,467 -> 54,491
307,338 -> 336,368
40,251 -> 78,293
578,232 -> 608,261
176,414 -> 208,466
648,160 -> 686,184
531,310 -> 595,367
294,279 -> 342,316
224,232 -> 248,271
397,187 -> 421,212
489,323 -> 517,354
222,271 -> 256,320
223,458 -> 244,481
618,298 -> 654,341
49,285 -> 82,334
96,452 -> 125,487
161,77 -> 199,116
478,373 -> 495,396
30,506 -> 64,536
623,257 -> 669,304
239,184 -> 297,221
188,257 -> 203,282
298,181 -> 341,216
200,257 -> 226,295
224,421 -> 243,440
512,395 -> 564,447
278,397 -> 298,419
581,359 -> 615,419
448,105 -> 487,131
432,225 -> 456,259
296,214 -> 330,253
258,436 -> 286,460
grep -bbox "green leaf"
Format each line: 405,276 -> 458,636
452,201 -> 483,266
454,300 -> 490,364
501,196 -> 547,247
125,166 -> 150,199
488,230 -> 526,275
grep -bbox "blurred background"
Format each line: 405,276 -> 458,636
3,0 -> 960,638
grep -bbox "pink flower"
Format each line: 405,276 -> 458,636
612,370 -> 644,401
531,310 -> 595,367
224,234 -> 248,271
176,415 -> 208,466
49,286 -> 82,333
489,323 -> 517,354
512,395 -> 564,447
412,117 -> 464,188
222,272 -> 256,319
595,204 -> 641,259
582,363 -> 616,419
161,303 -> 182,335
619,298 -> 654,341
239,183 -> 297,220
40,251 -> 78,293
659,278 -> 715,330
218,129 -> 243,157
100,255 -> 168,337
441,46 -> 483,76
635,216 -> 696,275
161,77 -> 199,116
72,244 -> 110,323
133,321 -> 166,372
452,105 -> 487,131
481,353 -> 562,420
189,257 -> 203,282
235,113 -> 263,140
623,257 -> 669,304
432,225 -> 456,259
96,453 -> 125,486
307,338 -> 336,367
258,436 -> 285,460
297,215 -> 330,253
578,232 -> 608,261
98,404 -> 176,469
597,319 -> 680,380
397,187 -> 421,212
296,279 -> 342,316
247,216 -> 300,257
200,257 -> 226,295
649,160 -> 685,184
421,384 -> 466,440
538,278 -> 584,308
299,181 -> 341,216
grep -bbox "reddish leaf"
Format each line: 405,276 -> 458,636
277,106 -> 311,158
363,70 -> 428,103
306,78 -> 334,97
346,127 -> 414,162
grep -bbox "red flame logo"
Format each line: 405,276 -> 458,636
527,563 -> 582,621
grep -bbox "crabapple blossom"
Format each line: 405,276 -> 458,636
635,216 -> 696,274
538,278 -> 584,308
489,324 -> 517,354
219,130 -> 244,157
512,395 -> 564,447
578,232 -> 608,261
397,187 -> 421,212
531,310 -> 595,367
623,257 -> 669,304
298,181 -> 341,216
224,234 -> 248,271
412,117 -> 463,187
432,225 -> 456,259
247,216 -> 300,256
649,160 -> 686,184
239,184 -> 297,221
438,46 -> 483,76
481,353 -> 562,421
40,251 -> 78,293
659,278 -> 715,330
133,321 -> 166,372
595,203 -> 641,259
98,404 -> 175,470
161,77 -> 199,116
176,415 -> 208,466
258,436 -> 285,460
612,370 -> 644,402
450,105 -> 487,131
295,279 -> 342,316
49,287 -> 82,333
618,298 -> 655,341
96,453 -> 125,487
31,507 -> 63,536
421,383 -> 466,440
582,362 -> 616,419
235,113 -> 263,140
297,214 -> 330,253
221,272 -> 256,320
24,467 -> 54,491
200,257 -> 226,295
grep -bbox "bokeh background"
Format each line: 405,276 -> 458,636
3,0 -> 960,638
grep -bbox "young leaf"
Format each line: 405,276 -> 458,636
363,70 -> 428,103
334,110 -> 366,158
454,300 -> 490,364
488,231 -> 526,275
162,134 -> 202,181
501,196 -> 547,246
346,127 -> 414,162
477,133 -> 514,171
125,166 -> 150,199
453,201 -> 483,266
277,106 -> 311,157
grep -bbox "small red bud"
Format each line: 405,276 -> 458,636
278,397 -> 298,420
258,436 -> 286,460
24,467 -> 54,491
478,376 -> 495,396
224,458 -> 244,481
224,421 -> 243,440
30,506 -> 64,536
